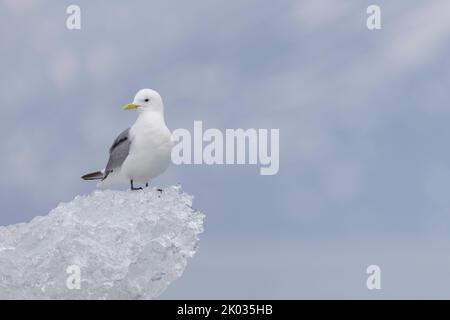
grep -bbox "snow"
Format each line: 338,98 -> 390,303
0,186 -> 204,299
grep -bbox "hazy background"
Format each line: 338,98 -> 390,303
2,0 -> 450,298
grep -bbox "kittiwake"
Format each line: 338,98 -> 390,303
82,89 -> 172,190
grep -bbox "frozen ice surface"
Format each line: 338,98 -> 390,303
0,186 -> 204,299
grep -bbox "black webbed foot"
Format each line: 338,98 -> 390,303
130,180 -> 143,191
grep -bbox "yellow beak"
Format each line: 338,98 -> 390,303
123,103 -> 139,110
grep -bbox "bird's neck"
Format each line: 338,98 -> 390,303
135,110 -> 166,127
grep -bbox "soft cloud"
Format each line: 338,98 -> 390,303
49,49 -> 79,90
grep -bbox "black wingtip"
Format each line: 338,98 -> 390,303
81,171 -> 104,180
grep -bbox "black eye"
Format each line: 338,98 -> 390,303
144,98 -> 149,102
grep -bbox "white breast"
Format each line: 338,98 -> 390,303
121,112 -> 172,183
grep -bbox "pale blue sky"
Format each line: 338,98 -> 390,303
2,0 -> 450,298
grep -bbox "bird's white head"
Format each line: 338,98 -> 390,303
123,89 -> 164,113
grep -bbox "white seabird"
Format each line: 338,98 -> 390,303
82,89 -> 172,190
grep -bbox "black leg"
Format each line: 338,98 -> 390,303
130,180 -> 143,191
145,182 -> 149,188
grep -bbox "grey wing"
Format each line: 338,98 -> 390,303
104,128 -> 132,178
